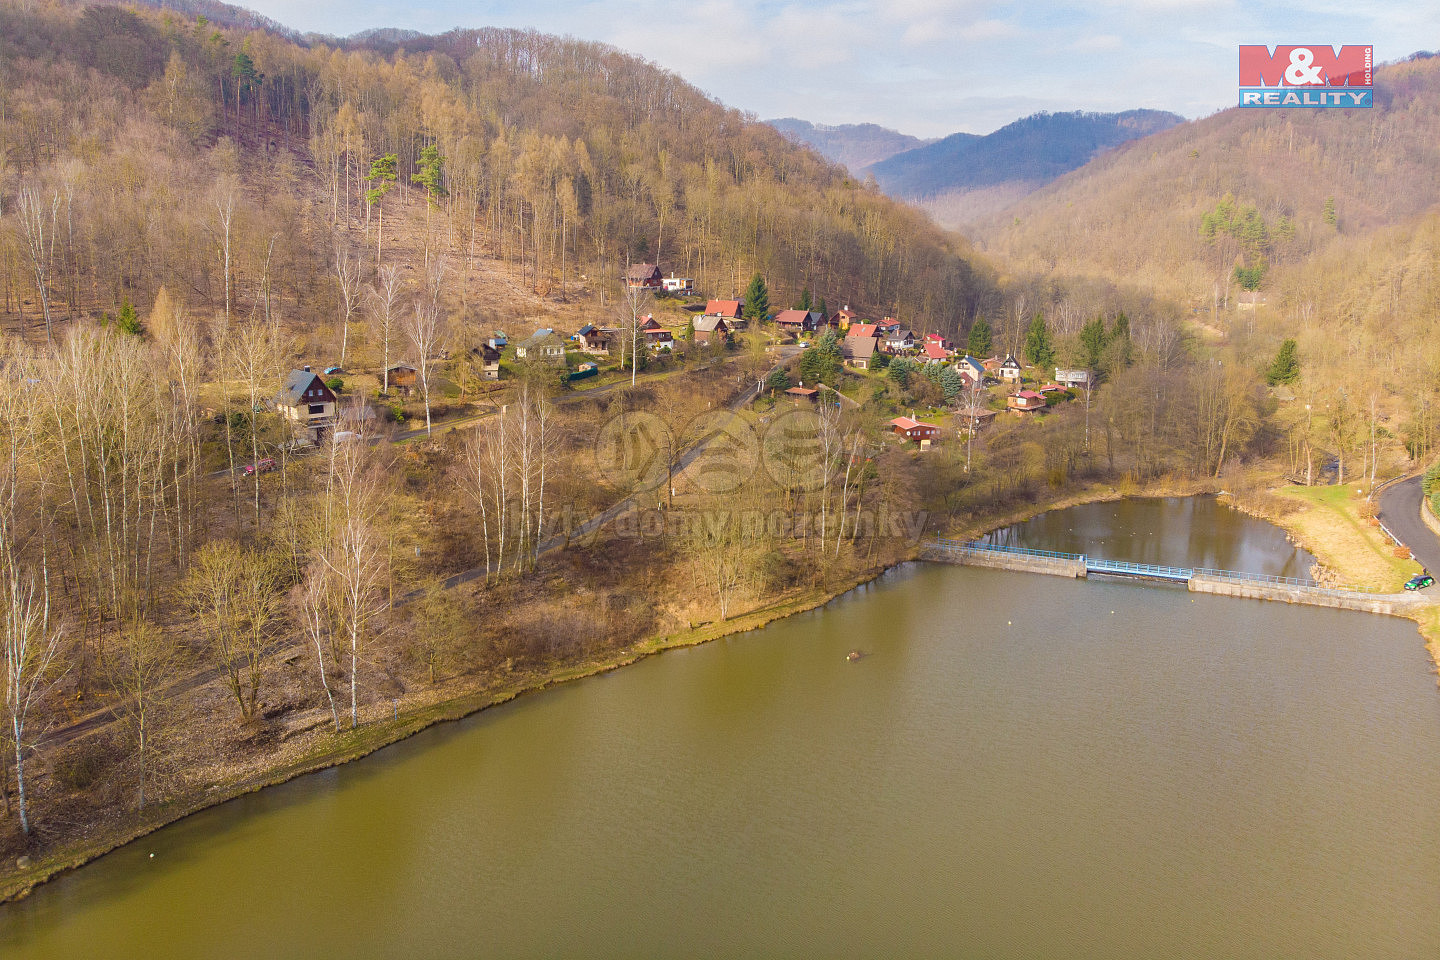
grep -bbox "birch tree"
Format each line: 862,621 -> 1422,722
17,185 -> 60,344
333,243 -> 365,369
368,265 -> 404,395
2,573 -> 64,836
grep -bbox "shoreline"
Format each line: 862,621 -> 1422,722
0,558 -> 904,904
6,476 -> 1436,903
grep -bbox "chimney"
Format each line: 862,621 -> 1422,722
303,365 -> 311,373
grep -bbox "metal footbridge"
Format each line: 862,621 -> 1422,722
926,539 -> 1316,586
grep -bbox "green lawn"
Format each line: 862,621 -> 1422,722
1277,483 -> 1422,591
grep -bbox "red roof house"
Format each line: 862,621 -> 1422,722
890,416 -> 941,443
1007,390 -> 1046,412
705,299 -> 743,319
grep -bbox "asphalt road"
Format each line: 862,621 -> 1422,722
1378,475 -> 1440,574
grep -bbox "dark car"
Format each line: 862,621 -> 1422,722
242,457 -> 277,477
1403,573 -> 1434,591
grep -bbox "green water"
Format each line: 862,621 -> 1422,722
2,500 -> 1437,959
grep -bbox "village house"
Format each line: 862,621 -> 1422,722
387,364 -> 418,394
274,367 -> 337,443
842,336 -> 877,369
661,274 -> 694,295
890,416 -> 941,445
956,408 -> 1000,434
487,331 -> 508,350
578,326 -> 618,355
981,355 -> 1002,373
1007,390 -> 1046,412
921,339 -> 952,363
846,322 -> 879,341
625,263 -> 663,288
881,328 -> 916,354
691,315 -> 731,344
956,355 -> 987,386
704,299 -> 744,320
773,309 -> 823,334
469,345 -> 502,380
638,317 -> 674,350
1055,368 -> 1095,390
998,354 -> 1023,382
829,307 -> 861,331
785,386 -> 819,402
515,329 -> 567,361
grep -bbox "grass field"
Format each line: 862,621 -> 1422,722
1276,483 -> 1423,592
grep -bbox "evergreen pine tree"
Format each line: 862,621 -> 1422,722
1023,313 -> 1055,369
1266,339 -> 1300,386
1078,316 -> 1107,370
115,297 -> 143,336
967,315 -> 992,357
743,273 -> 769,322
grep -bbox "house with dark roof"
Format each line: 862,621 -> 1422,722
274,367 -> 337,442
998,354 -> 1023,382
692,315 -> 731,344
625,263 -> 663,288
842,336 -> 877,369
956,356 -> 986,385
773,309 -> 823,333
515,329 -> 566,361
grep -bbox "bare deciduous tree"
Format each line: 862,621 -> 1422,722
368,265 -> 404,395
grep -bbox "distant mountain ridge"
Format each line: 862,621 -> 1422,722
767,118 -> 934,170
867,109 -> 1185,199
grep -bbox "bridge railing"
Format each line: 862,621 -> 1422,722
929,540 -> 1387,596
1086,558 -> 1194,580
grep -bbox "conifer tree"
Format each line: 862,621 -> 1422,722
967,315 -> 992,357
1024,312 -> 1055,369
743,273 -> 769,322
1266,338 -> 1300,386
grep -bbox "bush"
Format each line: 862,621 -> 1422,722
326,376 -> 344,392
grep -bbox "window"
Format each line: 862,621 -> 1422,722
309,404 -> 325,415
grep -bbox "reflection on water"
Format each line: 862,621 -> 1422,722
982,496 -> 1316,580
2,503 -> 1435,960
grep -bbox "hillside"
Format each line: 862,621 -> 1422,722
867,109 -> 1183,226
767,118 -> 934,171
0,2 -> 996,344
972,54 -> 1440,450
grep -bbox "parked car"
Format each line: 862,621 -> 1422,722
324,366 -> 344,375
242,457 -> 277,476
1404,573 -> 1434,591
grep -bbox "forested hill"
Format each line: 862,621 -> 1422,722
867,109 -> 1184,199
975,53 -> 1440,408
766,118 -> 934,171
0,1 -> 994,340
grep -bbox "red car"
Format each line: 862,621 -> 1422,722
242,457 -> 277,476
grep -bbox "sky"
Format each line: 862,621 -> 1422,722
242,0 -> 1439,137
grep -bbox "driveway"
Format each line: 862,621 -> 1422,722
1377,475 -> 1440,574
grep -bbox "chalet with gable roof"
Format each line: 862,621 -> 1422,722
998,354 -> 1023,382
691,315 -> 731,344
274,367 -> 337,442
626,263 -> 663,288
773,309 -> 823,333
891,416 -> 941,444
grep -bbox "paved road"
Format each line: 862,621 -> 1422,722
1378,475 -> 1440,574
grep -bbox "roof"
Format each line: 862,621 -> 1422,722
786,386 -> 818,396
626,263 -> 660,280
846,323 -> 879,339
639,316 -> 663,330
1001,354 -> 1021,368
923,342 -> 950,360
275,369 -> 331,407
885,328 -> 914,341
1038,383 -> 1064,393
843,337 -> 876,360
705,299 -> 742,318
890,416 -> 937,431
388,363 -> 417,373
521,330 -> 564,348
959,356 -> 985,375
576,323 -> 596,336
773,309 -> 816,325
693,316 -> 728,333
1016,390 -> 1044,400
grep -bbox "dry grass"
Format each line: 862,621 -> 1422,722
1274,483 -> 1423,591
